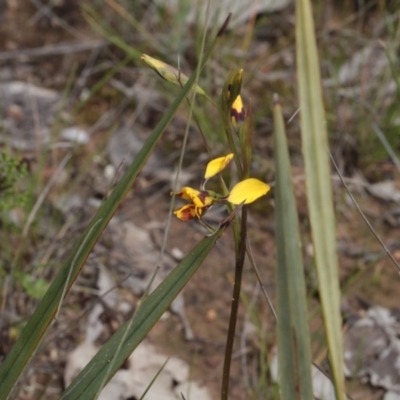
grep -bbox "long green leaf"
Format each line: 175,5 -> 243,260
296,0 -> 345,397
0,25 -> 225,399
60,227 -> 226,399
273,98 -> 313,400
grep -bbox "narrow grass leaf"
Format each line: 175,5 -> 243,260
273,98 -> 313,400
296,0 -> 345,397
0,27 -> 222,399
60,228 -> 226,399
82,5 -> 141,60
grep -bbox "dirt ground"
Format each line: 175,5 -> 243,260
1,1 -> 400,399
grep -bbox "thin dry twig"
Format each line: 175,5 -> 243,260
0,40 -> 107,61
372,123 -> 400,174
246,238 -> 277,320
330,152 -> 400,273
22,153 -> 72,237
28,0 -> 59,23
28,0 -> 84,39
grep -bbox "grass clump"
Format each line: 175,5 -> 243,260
0,151 -> 28,213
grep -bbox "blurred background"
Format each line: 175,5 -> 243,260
1,1 -> 400,399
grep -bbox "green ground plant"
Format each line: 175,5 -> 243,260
0,151 -> 27,213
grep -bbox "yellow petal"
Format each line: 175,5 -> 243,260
231,95 -> 246,127
228,178 -> 270,205
204,154 -> 234,179
173,204 -> 200,221
174,187 -> 214,208
174,187 -> 201,201
141,54 -> 205,95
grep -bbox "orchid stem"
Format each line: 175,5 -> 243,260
221,206 -> 247,399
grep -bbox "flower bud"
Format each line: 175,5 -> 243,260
141,54 -> 205,95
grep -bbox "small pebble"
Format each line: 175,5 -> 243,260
171,247 -> 184,260
61,127 -> 89,144
104,164 -> 116,181
206,309 -> 217,322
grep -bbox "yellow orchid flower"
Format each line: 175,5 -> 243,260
172,187 -> 215,221
231,95 -> 246,128
141,54 -> 206,96
172,154 -> 270,222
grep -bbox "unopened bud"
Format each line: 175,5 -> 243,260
141,54 -> 205,95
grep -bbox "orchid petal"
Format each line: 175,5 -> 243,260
174,187 -> 201,201
231,95 -> 246,127
228,178 -> 270,204
173,204 -> 200,221
174,187 -> 214,207
204,154 -> 234,179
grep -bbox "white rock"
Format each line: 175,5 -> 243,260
61,127 -> 89,144
104,164 -> 116,181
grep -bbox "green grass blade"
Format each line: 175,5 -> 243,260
82,5 -> 141,60
296,0 -> 345,397
59,228 -> 226,400
0,27 -> 223,398
273,97 -> 313,400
